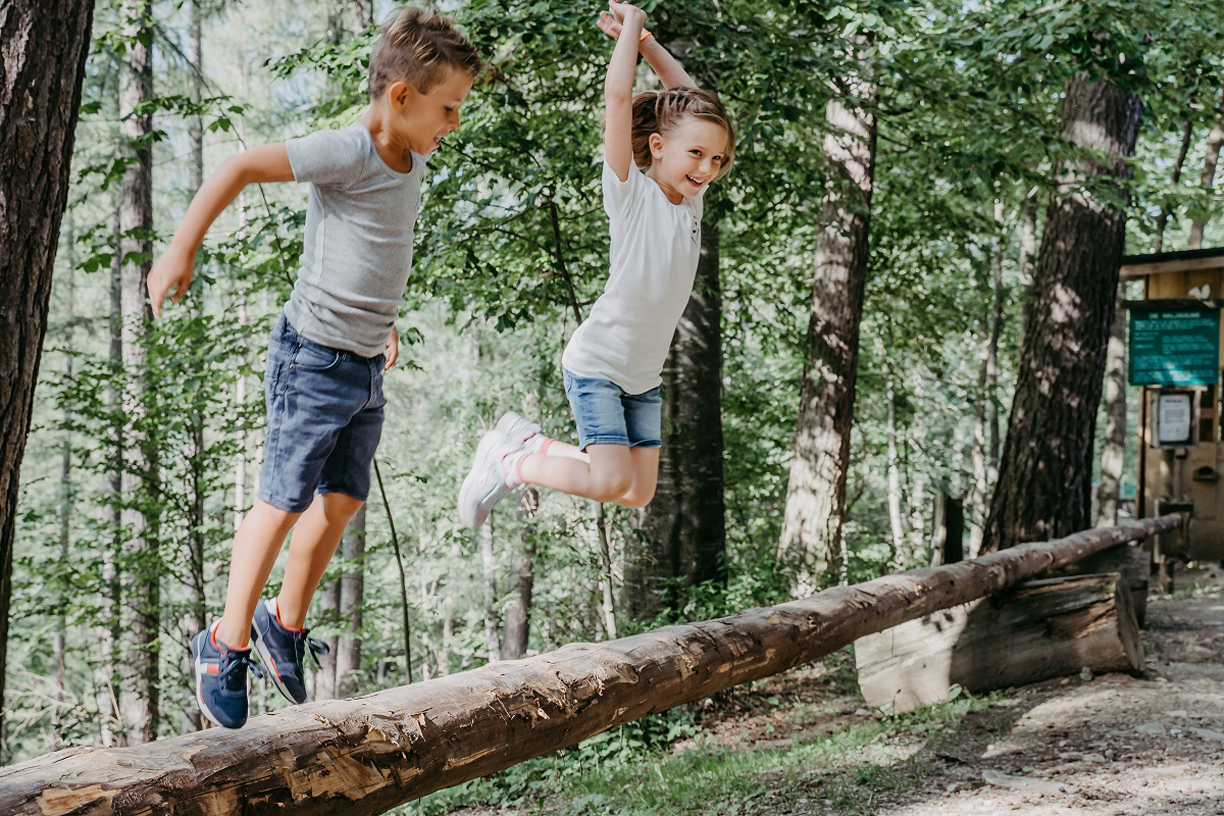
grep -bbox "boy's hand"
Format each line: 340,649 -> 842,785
147,248 -> 195,318
384,326 -> 399,370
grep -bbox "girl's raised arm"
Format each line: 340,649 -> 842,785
603,0 -> 646,182
597,7 -> 697,89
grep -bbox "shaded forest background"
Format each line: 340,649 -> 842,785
4,0 -> 1223,773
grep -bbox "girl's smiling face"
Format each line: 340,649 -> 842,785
647,118 -> 730,204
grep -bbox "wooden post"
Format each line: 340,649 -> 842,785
0,517 -> 1182,816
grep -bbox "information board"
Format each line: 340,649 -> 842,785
1129,305 -> 1220,387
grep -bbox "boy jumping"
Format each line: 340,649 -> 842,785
147,7 -> 481,729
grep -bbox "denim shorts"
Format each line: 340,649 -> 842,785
563,369 -> 662,450
259,315 -> 387,513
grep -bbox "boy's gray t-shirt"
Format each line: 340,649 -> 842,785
283,123 -> 426,357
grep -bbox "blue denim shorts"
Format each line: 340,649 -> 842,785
259,315 -> 387,513
563,369 -> 662,450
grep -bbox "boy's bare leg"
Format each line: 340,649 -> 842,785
518,443 -> 634,503
277,492 -> 365,629
216,500 -> 301,648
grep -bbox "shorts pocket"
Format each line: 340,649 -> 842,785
293,342 -> 341,371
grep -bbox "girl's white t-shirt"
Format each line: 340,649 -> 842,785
562,160 -> 706,395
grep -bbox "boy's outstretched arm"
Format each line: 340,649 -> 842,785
603,0 -> 646,182
598,3 -> 697,89
148,143 -> 294,317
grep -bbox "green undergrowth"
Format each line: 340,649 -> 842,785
395,677 -> 1001,816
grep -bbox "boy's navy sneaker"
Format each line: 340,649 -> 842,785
193,622 -> 265,729
250,598 -> 329,704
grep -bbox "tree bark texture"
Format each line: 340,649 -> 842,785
116,0 -> 160,745
0,0 -> 97,759
779,78 -> 878,595
0,516 -> 1180,816
633,220 -> 726,618
1189,88 -> 1224,250
983,73 -> 1141,552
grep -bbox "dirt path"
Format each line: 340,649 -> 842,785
770,567 -> 1224,816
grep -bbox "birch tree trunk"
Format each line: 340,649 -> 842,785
0,0 -> 97,759
117,0 -> 160,744
1096,282 -> 1128,527
984,72 -> 1142,551
779,68 -> 877,595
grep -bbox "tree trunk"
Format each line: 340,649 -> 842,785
779,73 -> 878,595
593,505 -> 617,640
52,233 -> 78,752
634,219 -> 726,618
1096,282 -> 1128,527
969,204 -> 1005,553
0,516 -> 1180,816
984,72 -> 1141,552
117,0 -> 160,744
499,491 -> 535,660
0,0 -> 97,760
885,372 -> 906,569
478,522 -> 500,661
354,0 -> 374,28
335,504 -> 365,698
1189,88 -> 1224,250
1017,197 -> 1039,346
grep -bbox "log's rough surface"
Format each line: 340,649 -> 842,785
856,572 -> 1143,713
0,516 -> 1181,816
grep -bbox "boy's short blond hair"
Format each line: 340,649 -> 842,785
369,7 -> 481,99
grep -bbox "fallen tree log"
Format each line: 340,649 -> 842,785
0,515 -> 1181,816
855,572 -> 1143,713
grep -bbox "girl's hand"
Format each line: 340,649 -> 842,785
606,0 -> 646,28
596,9 -> 622,39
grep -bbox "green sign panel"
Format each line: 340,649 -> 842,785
1129,305 -> 1220,386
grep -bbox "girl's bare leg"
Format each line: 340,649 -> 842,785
518,443 -> 633,503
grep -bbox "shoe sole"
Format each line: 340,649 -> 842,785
459,432 -> 506,527
193,634 -> 235,729
250,611 -> 302,705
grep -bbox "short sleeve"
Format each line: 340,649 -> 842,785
602,158 -> 643,222
286,127 -> 367,187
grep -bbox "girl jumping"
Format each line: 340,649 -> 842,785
459,0 -> 735,526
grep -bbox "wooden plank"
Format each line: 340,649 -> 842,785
1121,256 -> 1224,279
855,572 -> 1142,714
0,516 -> 1182,816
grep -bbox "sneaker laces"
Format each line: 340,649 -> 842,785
217,649 -> 266,690
296,630 -> 330,668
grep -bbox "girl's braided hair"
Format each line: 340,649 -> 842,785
370,7 -> 482,99
630,87 -> 735,179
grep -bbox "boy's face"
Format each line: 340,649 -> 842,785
389,67 -> 475,156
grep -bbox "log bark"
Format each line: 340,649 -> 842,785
0,0 -> 97,759
0,516 -> 1179,816
984,72 -> 1141,552
856,572 -> 1142,714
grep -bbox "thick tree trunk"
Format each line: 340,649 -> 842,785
1096,282 -> 1128,527
633,220 -> 726,618
0,516 -> 1180,816
984,73 -> 1141,552
1189,89 -> 1224,250
779,76 -> 878,595
0,0 -> 97,760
